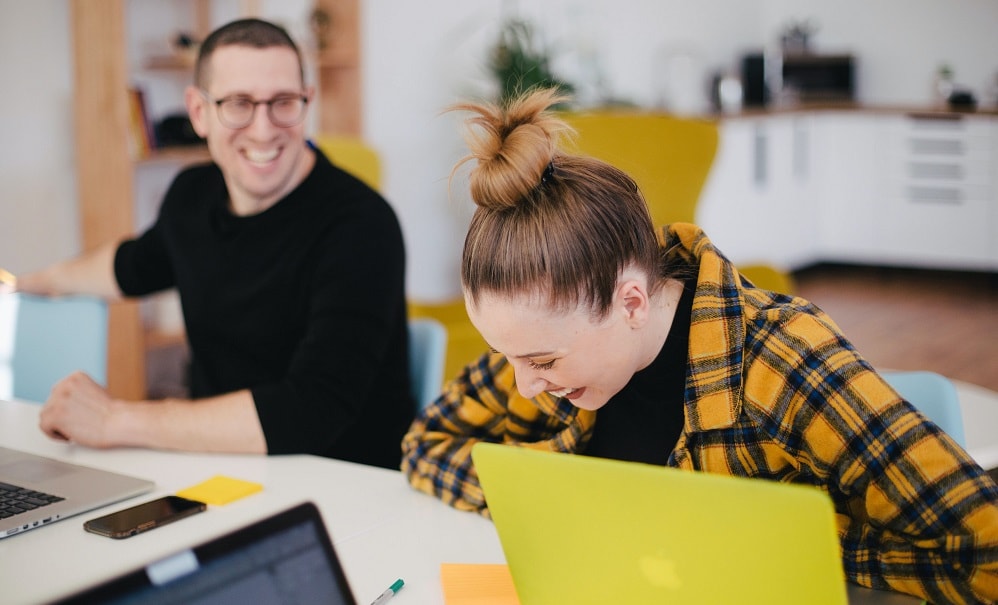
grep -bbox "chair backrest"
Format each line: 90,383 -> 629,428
561,110 -> 719,227
738,263 -> 798,295
0,293 -> 108,403
562,110 -> 798,295
408,317 -> 447,411
408,298 -> 490,388
311,135 -> 382,192
882,370 -> 966,446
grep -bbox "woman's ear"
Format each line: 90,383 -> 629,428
616,278 -> 651,329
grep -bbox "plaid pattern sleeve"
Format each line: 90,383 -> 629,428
667,223 -> 998,604
400,350 -> 596,516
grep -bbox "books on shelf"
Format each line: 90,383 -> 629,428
126,87 -> 156,159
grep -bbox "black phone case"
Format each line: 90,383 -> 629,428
83,496 -> 207,539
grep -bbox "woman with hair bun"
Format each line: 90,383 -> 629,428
401,88 -> 998,604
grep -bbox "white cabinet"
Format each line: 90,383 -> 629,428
880,114 -> 994,270
698,110 -> 997,272
697,114 -> 817,269
812,112 -> 889,262
696,118 -> 764,262
994,120 -> 998,266
766,114 -> 818,267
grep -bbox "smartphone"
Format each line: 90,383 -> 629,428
84,495 -> 207,539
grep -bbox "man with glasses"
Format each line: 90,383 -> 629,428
14,19 -> 414,469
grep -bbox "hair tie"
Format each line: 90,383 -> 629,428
540,161 -> 556,185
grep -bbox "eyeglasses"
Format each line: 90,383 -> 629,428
201,90 -> 309,129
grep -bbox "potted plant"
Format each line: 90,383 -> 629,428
489,18 -> 575,105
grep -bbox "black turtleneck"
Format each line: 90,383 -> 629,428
583,281 -> 694,466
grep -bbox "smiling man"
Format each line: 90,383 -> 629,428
14,19 -> 414,469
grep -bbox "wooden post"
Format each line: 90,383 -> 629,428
314,0 -> 362,136
71,0 -> 147,399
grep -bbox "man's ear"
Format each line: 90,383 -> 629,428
184,86 -> 209,138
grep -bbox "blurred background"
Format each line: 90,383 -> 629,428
1,0 -> 996,398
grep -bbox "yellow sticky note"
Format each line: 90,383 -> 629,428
440,563 -> 520,605
176,475 -> 263,506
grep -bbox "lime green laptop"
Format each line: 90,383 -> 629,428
471,442 -> 847,605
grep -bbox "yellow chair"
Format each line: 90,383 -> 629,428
562,110 -> 719,229
312,135 -> 382,192
563,110 -> 796,296
738,264 -> 798,294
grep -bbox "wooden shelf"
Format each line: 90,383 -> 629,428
311,45 -> 359,69
144,54 -> 197,71
145,328 -> 187,350
314,0 -> 361,136
137,145 -> 211,165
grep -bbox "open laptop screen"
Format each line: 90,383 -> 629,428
56,501 -> 356,605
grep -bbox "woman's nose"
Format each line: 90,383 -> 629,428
512,363 -> 548,399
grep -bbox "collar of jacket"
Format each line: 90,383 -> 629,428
663,223 -> 748,433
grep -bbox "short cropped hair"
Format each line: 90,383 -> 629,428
194,18 -> 303,89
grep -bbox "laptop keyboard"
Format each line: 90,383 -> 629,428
0,481 -> 65,519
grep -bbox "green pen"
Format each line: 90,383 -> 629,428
370,578 -> 404,605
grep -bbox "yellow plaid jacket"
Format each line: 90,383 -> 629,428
401,223 -> 998,604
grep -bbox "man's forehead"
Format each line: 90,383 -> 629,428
201,45 -> 303,91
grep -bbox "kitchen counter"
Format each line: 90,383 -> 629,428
715,101 -> 998,119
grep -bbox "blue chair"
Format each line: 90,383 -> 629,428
882,370 -> 966,447
0,293 -> 107,403
408,318 -> 447,411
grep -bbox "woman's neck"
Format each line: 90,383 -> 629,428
638,278 -> 687,371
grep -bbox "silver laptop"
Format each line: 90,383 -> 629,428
0,446 -> 154,539
55,501 -> 357,604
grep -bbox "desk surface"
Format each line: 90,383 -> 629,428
0,398 -> 937,604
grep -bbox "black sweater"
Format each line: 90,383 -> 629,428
115,147 -> 414,469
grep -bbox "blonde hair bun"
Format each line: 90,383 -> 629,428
452,88 -> 572,210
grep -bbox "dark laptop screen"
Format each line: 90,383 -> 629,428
57,502 -> 356,605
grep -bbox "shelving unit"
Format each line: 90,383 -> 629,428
71,0 -> 361,398
313,0 -> 361,136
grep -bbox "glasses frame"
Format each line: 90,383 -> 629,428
200,90 -> 310,129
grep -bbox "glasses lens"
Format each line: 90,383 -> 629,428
269,96 -> 306,127
218,98 -> 254,128
212,95 -> 306,128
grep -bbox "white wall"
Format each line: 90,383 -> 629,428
0,1 -> 77,272
2,0 -> 997,301
758,0 -> 998,105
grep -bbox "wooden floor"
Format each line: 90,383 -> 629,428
793,264 -> 998,393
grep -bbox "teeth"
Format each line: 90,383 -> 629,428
548,387 -> 577,398
245,148 -> 278,163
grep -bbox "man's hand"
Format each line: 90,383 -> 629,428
39,371 -> 121,448
37,374 -> 267,454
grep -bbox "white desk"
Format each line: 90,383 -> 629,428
0,398 -> 500,604
954,379 -> 998,471
0,398 -> 947,605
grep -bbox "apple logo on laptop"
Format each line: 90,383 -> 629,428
639,552 -> 683,590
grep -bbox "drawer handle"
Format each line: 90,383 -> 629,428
906,112 -> 962,121
907,186 -> 962,204
908,162 -> 962,180
909,138 -> 963,156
